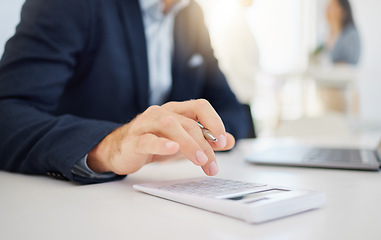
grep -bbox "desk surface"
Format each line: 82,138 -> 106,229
1,139 -> 381,240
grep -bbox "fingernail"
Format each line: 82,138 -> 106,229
218,134 -> 226,148
196,150 -> 208,166
209,161 -> 219,176
165,141 -> 178,150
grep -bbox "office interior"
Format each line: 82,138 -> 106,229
2,1 -> 381,239
1,0 -> 381,141
197,0 -> 381,140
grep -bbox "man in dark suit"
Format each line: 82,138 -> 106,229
0,0 -> 252,184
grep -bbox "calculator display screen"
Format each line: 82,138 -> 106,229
225,189 -> 288,201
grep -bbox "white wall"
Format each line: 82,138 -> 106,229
352,0 -> 381,127
246,0 -> 305,74
0,0 -> 24,57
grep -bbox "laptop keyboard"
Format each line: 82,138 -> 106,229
304,148 -> 362,163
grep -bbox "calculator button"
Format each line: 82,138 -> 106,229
156,178 -> 267,197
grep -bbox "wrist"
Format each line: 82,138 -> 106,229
87,138 -> 113,173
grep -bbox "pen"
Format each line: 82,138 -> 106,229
197,122 -> 218,142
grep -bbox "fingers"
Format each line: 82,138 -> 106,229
163,99 -> 227,148
134,116 -> 221,176
209,132 -> 235,151
153,116 -> 213,167
201,160 -> 219,176
124,101 -> 235,176
151,115 -> 226,176
137,133 -> 180,155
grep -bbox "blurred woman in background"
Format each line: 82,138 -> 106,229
309,0 -> 361,113
325,0 -> 361,65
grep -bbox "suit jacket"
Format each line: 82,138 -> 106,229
0,0 -> 251,184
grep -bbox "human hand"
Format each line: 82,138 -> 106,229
87,99 -> 235,176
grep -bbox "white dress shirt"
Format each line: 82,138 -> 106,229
139,0 -> 190,105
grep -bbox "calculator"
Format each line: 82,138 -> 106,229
133,177 -> 325,223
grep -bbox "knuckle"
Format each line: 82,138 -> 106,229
141,105 -> 164,123
145,105 -> 162,115
182,119 -> 198,132
162,101 -> 176,109
138,134 -> 150,146
158,116 -> 177,128
196,98 -> 211,108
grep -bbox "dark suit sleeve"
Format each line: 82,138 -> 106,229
0,0 -> 124,183
192,3 -> 252,139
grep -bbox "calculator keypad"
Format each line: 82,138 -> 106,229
157,178 -> 267,197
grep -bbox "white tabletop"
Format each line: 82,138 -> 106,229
1,139 -> 381,240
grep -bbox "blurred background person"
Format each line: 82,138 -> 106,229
309,0 -> 361,114
326,0 -> 361,65
313,0 -> 361,66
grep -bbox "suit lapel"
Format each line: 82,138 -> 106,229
170,9 -> 193,101
118,0 -> 149,112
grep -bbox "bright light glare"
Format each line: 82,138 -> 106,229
246,0 -> 303,74
208,0 -> 240,34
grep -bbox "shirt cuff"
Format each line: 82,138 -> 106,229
71,154 -> 116,180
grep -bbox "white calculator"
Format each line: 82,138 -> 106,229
133,177 -> 325,223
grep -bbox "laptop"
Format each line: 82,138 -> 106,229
245,139 -> 381,171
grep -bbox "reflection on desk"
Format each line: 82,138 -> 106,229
1,139 -> 381,240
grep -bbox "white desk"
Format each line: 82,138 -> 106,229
1,139 -> 381,240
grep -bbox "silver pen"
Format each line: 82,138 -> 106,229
197,122 -> 217,142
